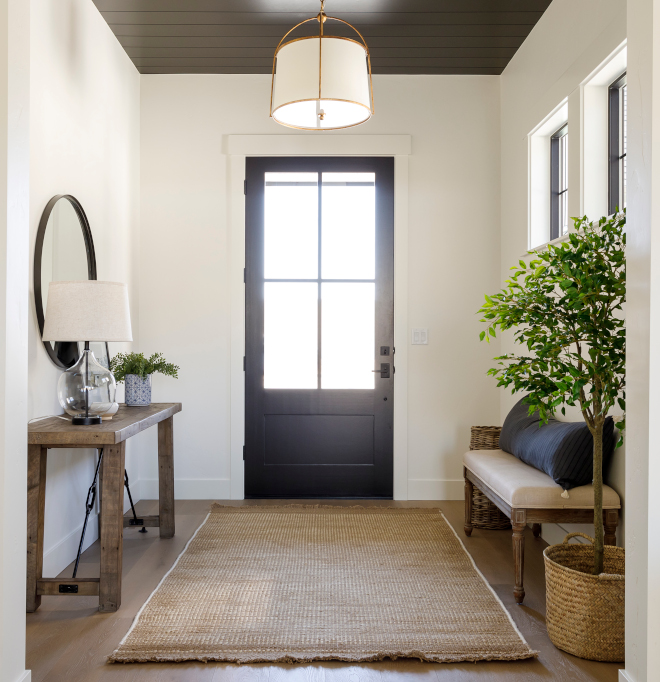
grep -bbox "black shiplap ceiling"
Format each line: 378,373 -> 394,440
92,0 -> 552,75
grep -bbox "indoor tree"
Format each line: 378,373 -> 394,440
478,212 -> 625,575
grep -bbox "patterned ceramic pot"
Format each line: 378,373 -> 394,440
125,374 -> 152,406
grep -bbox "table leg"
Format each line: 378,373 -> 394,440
158,417 -> 175,539
97,448 -> 103,540
26,445 -> 47,612
99,442 -> 125,612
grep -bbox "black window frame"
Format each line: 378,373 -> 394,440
608,72 -> 627,215
550,123 -> 568,241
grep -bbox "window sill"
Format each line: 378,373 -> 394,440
524,232 -> 571,257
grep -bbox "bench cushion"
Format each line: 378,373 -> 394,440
464,449 -> 621,509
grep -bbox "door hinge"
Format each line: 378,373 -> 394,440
243,267 -> 246,283
244,179 -> 247,195
243,356 -> 246,371
243,445 -> 246,460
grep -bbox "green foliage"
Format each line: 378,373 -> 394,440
479,211 -> 625,574
110,352 -> 180,384
479,212 -> 625,437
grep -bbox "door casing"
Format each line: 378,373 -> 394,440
227,135 -> 411,501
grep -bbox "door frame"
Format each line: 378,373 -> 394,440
228,135 -> 411,500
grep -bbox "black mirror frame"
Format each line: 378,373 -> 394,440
34,194 -> 108,369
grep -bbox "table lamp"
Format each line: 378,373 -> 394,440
42,281 -> 133,425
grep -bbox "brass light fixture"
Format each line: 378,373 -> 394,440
270,0 -> 374,130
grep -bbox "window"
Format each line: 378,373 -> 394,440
608,73 -> 627,214
550,124 -> 568,240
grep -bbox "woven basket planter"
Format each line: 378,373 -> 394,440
469,426 -> 511,530
544,532 -> 625,662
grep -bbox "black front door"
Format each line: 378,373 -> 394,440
245,156 -> 394,498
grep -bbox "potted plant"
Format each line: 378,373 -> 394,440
110,352 -> 179,407
478,212 -> 625,661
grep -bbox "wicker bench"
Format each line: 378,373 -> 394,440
463,426 -> 621,604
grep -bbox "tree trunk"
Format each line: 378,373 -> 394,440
593,422 -> 604,575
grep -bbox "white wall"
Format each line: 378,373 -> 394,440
499,0 -> 627,547
624,2 -> 660,680
29,0 -> 139,577
0,0 -> 30,678
138,74 -> 502,501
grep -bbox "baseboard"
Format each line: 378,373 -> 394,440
540,521 -> 619,547
139,478 -> 231,500
43,513 -> 99,578
407,479 -> 464,501
13,671 -> 31,682
540,522 -> 574,547
619,670 -> 635,682
42,490 -> 136,577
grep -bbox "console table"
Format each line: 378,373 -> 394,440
26,402 -> 182,613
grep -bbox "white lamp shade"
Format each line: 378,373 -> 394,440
42,280 -> 133,342
271,36 -> 372,130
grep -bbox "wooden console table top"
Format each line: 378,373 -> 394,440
28,402 -> 182,446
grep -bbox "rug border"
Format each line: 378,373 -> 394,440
209,503 -> 443,513
109,506 -> 538,664
112,510 -> 213,655
439,511 -> 536,655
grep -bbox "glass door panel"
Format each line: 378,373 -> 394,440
264,172 -> 318,279
321,283 -> 375,389
263,170 -> 378,392
321,173 -> 375,280
264,282 -> 318,389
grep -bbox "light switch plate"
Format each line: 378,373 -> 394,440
411,328 -> 428,345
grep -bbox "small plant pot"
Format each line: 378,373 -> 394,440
544,532 -> 624,662
125,374 -> 152,407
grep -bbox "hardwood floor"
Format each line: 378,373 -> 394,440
26,499 -> 623,681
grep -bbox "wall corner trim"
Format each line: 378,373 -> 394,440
618,670 -> 635,682
13,671 -> 31,682
227,135 -> 412,157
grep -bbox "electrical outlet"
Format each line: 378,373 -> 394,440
411,328 -> 428,345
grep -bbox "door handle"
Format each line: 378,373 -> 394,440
372,363 -> 391,379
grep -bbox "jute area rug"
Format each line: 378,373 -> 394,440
110,505 -> 536,664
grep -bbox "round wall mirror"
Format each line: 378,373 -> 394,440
34,195 -> 108,369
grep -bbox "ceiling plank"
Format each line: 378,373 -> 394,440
108,24 -> 537,38
137,66 -> 504,75
92,0 -> 550,75
94,0 -> 550,12
117,36 -> 526,48
99,12 -> 544,26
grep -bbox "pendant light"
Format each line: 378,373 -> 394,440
270,0 -> 374,130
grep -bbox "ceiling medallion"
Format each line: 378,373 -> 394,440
270,0 -> 374,131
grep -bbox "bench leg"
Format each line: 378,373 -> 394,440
464,475 -> 474,537
532,523 -> 542,538
512,510 -> 526,604
604,509 -> 618,546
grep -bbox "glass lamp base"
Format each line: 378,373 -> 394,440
72,415 -> 103,425
57,349 -> 117,425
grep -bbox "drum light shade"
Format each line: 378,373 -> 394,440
270,2 -> 374,131
42,280 -> 133,342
